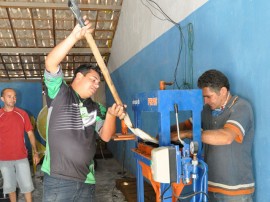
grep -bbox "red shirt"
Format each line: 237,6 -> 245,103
0,107 -> 33,160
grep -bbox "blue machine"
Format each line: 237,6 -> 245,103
132,89 -> 208,202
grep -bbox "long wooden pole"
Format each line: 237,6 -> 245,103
84,33 -> 123,105
68,0 -> 141,138
84,32 -> 158,143
84,33 -> 132,135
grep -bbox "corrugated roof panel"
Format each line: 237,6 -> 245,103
0,0 -> 123,81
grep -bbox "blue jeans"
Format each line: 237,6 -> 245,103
208,192 -> 253,202
42,173 -> 95,202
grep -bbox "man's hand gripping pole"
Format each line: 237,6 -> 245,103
68,1 -> 158,143
68,0 -> 131,134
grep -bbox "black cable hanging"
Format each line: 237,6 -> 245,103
140,0 -> 194,89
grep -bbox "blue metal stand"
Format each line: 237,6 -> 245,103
132,90 -> 208,202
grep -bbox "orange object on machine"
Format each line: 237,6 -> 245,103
121,119 -> 128,134
159,80 -> 174,90
111,120 -> 136,141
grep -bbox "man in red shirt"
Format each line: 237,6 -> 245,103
0,88 -> 40,202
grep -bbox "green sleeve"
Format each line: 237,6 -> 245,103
44,68 -> 65,99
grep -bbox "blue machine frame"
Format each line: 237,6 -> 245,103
132,89 -> 208,202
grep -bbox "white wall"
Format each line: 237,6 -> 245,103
108,0 -> 208,72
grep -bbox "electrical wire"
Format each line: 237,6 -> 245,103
187,23 -> 194,88
160,184 -> 172,201
144,0 -> 186,89
140,0 -> 194,89
172,160 -> 209,201
198,160 -> 208,202
175,191 -> 209,201
143,0 -> 179,24
140,0 -> 167,21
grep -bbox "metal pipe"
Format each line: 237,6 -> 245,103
174,104 -> 184,145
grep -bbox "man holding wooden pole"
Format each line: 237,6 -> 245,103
41,17 -> 125,202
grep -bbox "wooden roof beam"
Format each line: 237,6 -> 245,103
0,2 -> 121,10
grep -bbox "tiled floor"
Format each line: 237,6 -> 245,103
15,158 -> 129,202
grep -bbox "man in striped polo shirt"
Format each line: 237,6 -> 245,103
172,69 -> 255,202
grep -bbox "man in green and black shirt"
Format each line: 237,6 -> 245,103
41,17 -> 125,202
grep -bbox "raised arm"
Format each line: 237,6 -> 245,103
45,17 -> 93,73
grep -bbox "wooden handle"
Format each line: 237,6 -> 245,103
84,32 -> 134,132
84,32 -> 123,105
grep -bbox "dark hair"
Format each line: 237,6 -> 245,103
72,64 -> 102,82
197,69 -> 230,92
1,88 -> 15,97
